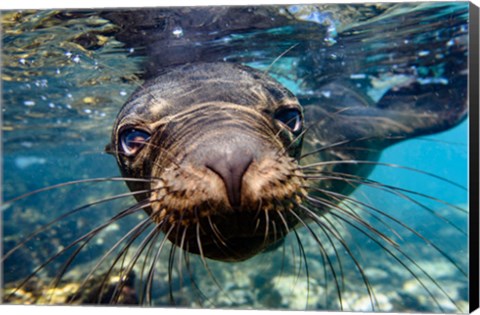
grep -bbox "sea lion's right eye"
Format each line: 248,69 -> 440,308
274,108 -> 303,134
120,129 -> 151,156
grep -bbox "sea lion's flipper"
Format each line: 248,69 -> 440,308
302,74 -> 467,153
375,74 -> 468,138
300,75 -> 467,197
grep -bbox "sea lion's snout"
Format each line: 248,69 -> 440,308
201,138 -> 254,209
141,105 -> 305,261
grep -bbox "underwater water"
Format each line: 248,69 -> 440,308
1,2 -> 469,312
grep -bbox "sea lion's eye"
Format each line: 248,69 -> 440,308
120,129 -> 151,156
274,108 -> 303,134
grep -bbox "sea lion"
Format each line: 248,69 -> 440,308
95,58 -> 467,308
1,4 -> 471,311
106,62 -> 467,264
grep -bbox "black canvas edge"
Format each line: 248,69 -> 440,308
469,1 -> 480,314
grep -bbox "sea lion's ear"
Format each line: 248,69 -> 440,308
105,143 -> 114,155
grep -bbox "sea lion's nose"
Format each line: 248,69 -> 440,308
204,149 -> 253,209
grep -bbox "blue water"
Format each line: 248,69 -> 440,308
1,3 -> 470,312
374,121 -> 468,207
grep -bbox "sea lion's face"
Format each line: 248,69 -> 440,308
108,63 -> 307,261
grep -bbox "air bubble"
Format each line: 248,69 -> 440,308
172,26 -> 184,38
321,91 -> 332,98
23,100 -> 35,106
350,74 -> 367,79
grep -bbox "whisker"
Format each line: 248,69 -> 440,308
46,230 -> 101,303
177,224 -> 189,288
3,177 -> 158,208
299,160 -> 466,190
305,194 -> 397,247
137,224 -> 162,304
6,200 -> 150,302
302,172 -> 467,235
137,133 -> 182,168
207,215 -> 228,248
70,216 -> 154,304
315,187 -> 405,242
299,135 -> 386,160
195,221 -> 228,302
280,126 -> 309,156
261,43 -> 299,78
317,214 -> 347,298
301,203 -> 380,310
277,106 -> 360,157
183,249 -> 212,307
263,209 -> 270,247
309,186 -> 467,277
299,163 -> 467,236
304,189 -> 463,311
288,207 -> 345,310
274,209 -> 290,235
82,205 -> 155,304
271,217 -> 278,245
167,237 -> 177,304
302,169 -> 467,214
89,217 -> 154,302
107,217 -> 167,304
2,188 -> 154,262
299,200 -> 349,298
292,228 -> 310,309
144,224 -> 175,306
328,210 -> 459,312
265,210 -> 289,289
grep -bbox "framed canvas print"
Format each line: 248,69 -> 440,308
1,1 -> 479,314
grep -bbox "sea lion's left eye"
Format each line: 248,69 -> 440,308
274,108 -> 303,134
120,129 -> 151,156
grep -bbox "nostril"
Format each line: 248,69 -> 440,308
205,153 -> 253,209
